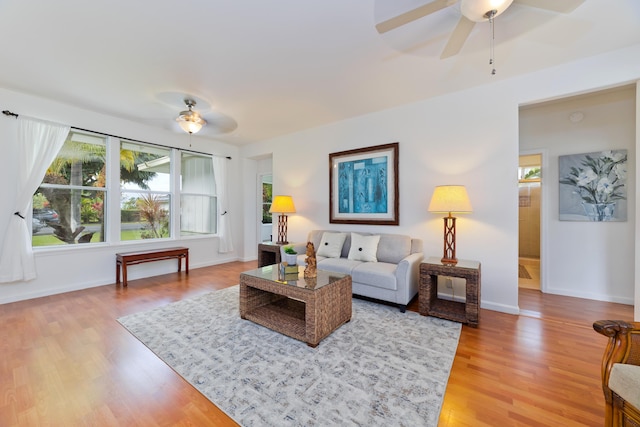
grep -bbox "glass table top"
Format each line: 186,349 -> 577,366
241,264 -> 349,290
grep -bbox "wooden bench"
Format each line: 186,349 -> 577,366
116,247 -> 189,286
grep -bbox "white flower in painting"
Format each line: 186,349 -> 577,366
560,150 -> 627,208
614,163 -> 627,180
596,177 -> 614,197
603,151 -> 626,162
576,168 -> 597,187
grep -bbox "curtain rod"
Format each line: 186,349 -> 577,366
2,109 -> 232,160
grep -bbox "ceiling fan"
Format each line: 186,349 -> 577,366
376,0 -> 585,60
149,92 -> 238,137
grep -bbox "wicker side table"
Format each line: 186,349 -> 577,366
419,257 -> 481,327
258,242 -> 283,267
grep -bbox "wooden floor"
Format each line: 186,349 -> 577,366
0,261 -> 633,426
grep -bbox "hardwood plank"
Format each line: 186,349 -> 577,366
0,261 -> 633,426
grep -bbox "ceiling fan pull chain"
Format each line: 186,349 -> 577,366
489,11 -> 496,75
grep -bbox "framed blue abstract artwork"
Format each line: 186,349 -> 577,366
329,142 -> 399,225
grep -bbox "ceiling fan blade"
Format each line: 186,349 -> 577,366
376,0 -> 458,34
514,0 -> 585,14
440,16 -> 475,59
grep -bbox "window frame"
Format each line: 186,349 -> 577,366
33,133 -> 222,250
32,130 -> 108,247
179,151 -> 218,238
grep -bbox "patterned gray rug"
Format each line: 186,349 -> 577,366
118,286 -> 461,426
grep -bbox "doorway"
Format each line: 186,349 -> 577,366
259,174 -> 273,242
518,154 -> 541,290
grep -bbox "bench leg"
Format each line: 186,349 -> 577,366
122,264 -> 128,287
116,262 -> 121,284
185,253 -> 189,274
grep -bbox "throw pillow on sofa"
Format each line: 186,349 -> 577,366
316,232 -> 347,258
348,233 -> 380,262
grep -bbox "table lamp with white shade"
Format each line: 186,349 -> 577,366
269,195 -> 296,244
428,185 -> 472,265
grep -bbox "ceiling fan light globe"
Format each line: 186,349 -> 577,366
461,0 -> 514,22
177,119 -> 203,134
176,100 -> 207,134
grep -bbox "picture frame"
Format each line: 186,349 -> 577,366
329,142 -> 399,225
558,149 -> 627,222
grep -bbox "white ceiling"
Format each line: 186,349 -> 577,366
1,0 -> 639,145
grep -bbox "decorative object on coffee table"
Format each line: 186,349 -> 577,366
269,195 -> 296,244
428,185 -> 472,265
283,245 -> 298,266
304,241 -> 317,278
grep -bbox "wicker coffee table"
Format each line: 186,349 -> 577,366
239,266 -> 352,347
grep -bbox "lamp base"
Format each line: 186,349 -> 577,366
276,214 -> 289,246
440,257 -> 458,265
442,215 -> 458,265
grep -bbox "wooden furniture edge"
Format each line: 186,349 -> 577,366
116,247 -> 189,286
593,319 -> 640,427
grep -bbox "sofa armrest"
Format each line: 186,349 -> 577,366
395,252 -> 424,304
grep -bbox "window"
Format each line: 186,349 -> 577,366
180,152 -> 216,236
32,131 -> 107,246
120,141 -> 171,241
33,132 -> 222,248
519,166 -> 541,181
262,178 -> 272,225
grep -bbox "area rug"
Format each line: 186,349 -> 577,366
519,264 -> 532,279
118,286 -> 461,426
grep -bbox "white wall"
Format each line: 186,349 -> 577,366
240,156 -> 273,261
0,88 -> 242,304
3,44 -> 639,313
520,86 -> 636,304
241,44 -> 640,315
636,83 -> 640,321
243,81 -> 521,314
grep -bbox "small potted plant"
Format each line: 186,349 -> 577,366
283,245 -> 297,265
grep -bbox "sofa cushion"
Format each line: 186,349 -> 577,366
609,363 -> 640,409
317,257 -> 361,275
376,234 -> 412,264
348,233 -> 380,262
316,232 -> 347,258
352,262 -> 398,291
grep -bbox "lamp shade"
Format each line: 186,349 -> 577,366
269,195 -> 296,214
428,185 -> 472,214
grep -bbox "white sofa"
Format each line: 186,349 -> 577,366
283,230 -> 423,312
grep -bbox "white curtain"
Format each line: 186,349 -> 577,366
212,156 -> 234,253
0,117 -> 70,283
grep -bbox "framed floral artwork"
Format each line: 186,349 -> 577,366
329,142 -> 399,225
559,149 -> 627,221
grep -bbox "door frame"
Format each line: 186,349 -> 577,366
519,149 -> 548,293
257,173 -> 273,243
